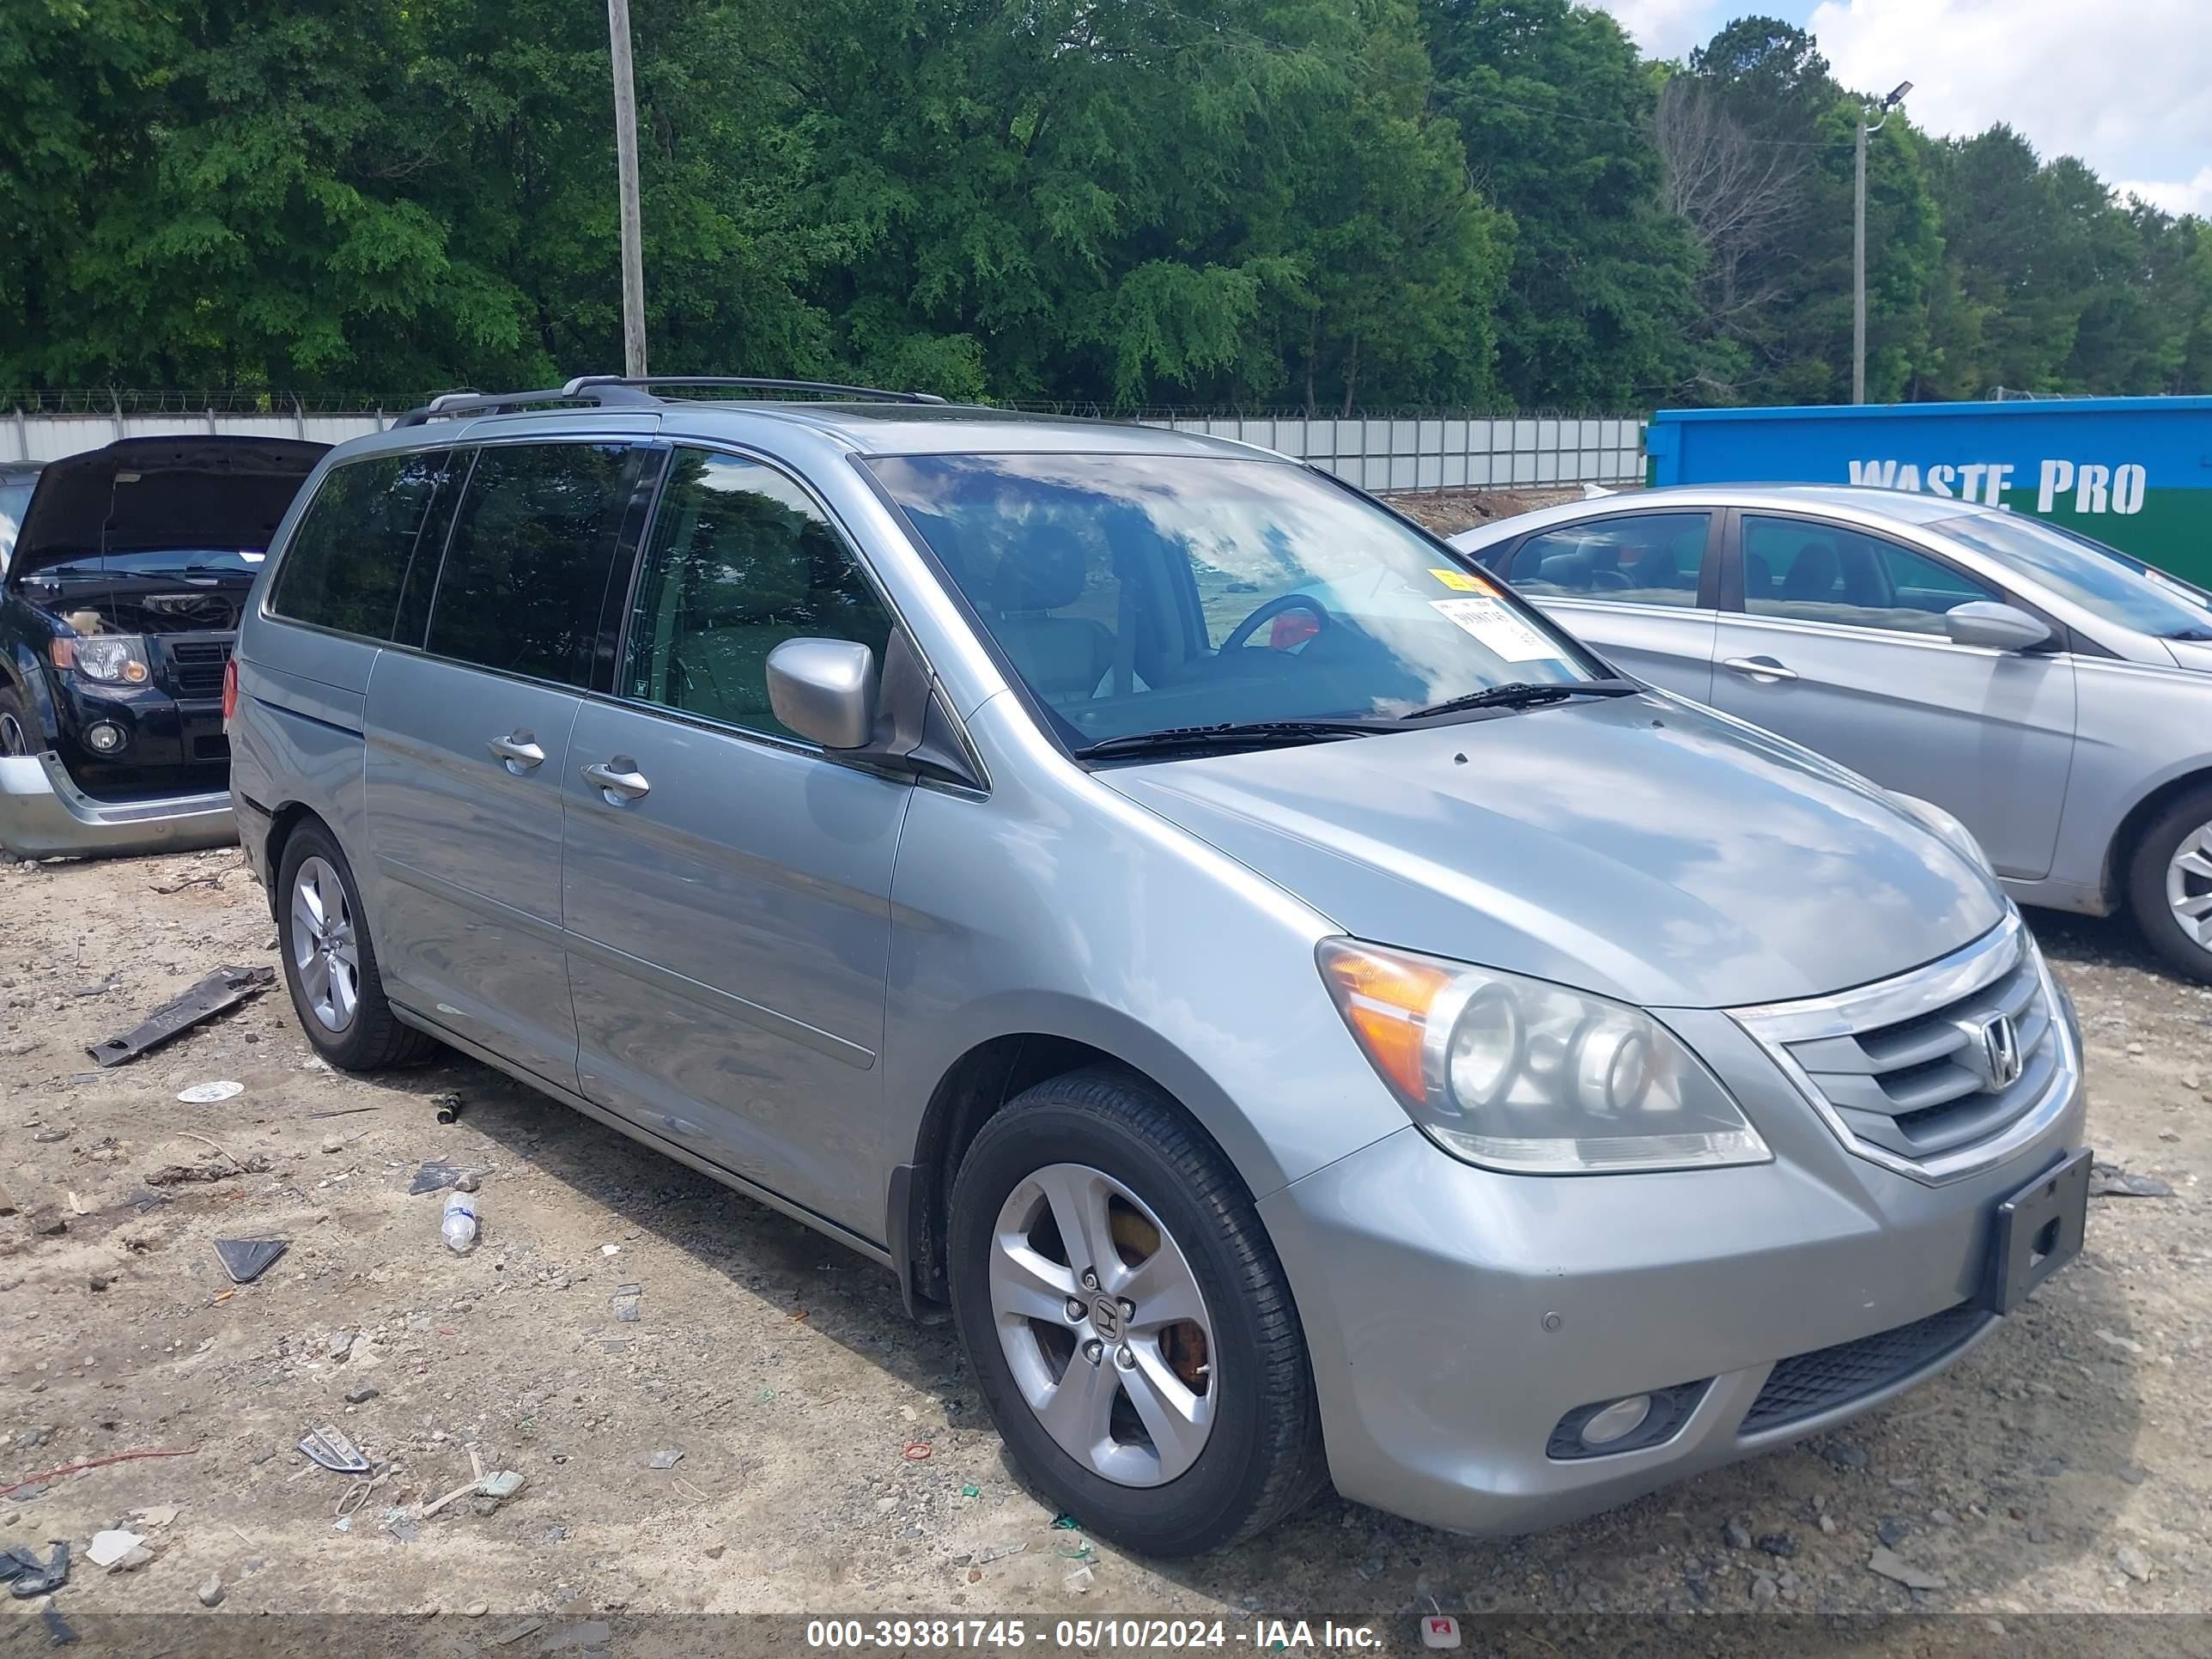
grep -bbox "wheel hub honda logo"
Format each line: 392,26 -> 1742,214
1090,1295 -> 1123,1341
1979,1012 -> 2024,1090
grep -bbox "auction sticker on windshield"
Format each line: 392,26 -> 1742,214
1428,597 -> 1562,662
1429,567 -> 1490,592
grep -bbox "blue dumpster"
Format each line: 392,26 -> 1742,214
1646,396 -> 2212,586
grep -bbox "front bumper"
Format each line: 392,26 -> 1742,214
1259,1008 -> 2087,1536
0,750 -> 234,860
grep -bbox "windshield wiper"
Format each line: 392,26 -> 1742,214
1404,677 -> 1643,721
1075,719 -> 1389,760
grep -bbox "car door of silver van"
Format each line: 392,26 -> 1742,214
363,439 -> 648,1086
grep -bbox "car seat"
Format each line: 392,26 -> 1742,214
988,536 -> 1115,705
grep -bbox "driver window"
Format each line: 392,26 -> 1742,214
1505,513 -> 1711,607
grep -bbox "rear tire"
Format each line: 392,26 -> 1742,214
947,1067 -> 1324,1556
275,820 -> 437,1069
2125,785 -> 2212,985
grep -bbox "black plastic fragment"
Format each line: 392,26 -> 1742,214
86,966 -> 276,1068
215,1237 -> 289,1285
8,1540 -> 68,1598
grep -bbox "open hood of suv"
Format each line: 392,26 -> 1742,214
7,436 -> 325,583
1104,692 -> 2006,1010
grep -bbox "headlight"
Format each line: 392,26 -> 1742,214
1888,791 -> 1994,878
1317,939 -> 1770,1175
53,634 -> 151,685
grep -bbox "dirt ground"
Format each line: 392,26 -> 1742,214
1,839 -> 2206,1652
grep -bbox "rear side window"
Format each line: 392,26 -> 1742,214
623,448 -> 895,740
1504,512 -> 1711,605
269,449 -> 457,640
426,442 -> 638,687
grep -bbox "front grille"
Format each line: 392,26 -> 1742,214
1733,917 -> 2069,1176
166,637 -> 234,698
1740,1303 -> 1990,1435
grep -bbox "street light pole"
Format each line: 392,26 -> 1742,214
1853,80 -> 1912,406
607,0 -> 647,378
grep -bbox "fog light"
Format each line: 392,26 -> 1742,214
1578,1394 -> 1654,1449
86,721 -> 127,754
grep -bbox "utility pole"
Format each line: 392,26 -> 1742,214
607,0 -> 647,378
1853,80 -> 1912,405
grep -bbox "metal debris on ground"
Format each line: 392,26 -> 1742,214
2089,1161 -> 2175,1199
215,1238 -> 289,1285
432,1091 -> 465,1124
298,1426 -> 371,1474
647,1449 -> 684,1470
176,1080 -> 245,1104
611,1285 -> 642,1322
85,965 -> 276,1067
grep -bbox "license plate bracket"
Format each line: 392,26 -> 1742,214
1981,1147 -> 2091,1315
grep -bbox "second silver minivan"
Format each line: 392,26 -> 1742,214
229,378 -> 2089,1555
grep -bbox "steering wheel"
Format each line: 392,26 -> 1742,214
1221,592 -> 1335,653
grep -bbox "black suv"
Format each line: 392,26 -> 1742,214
0,435 -> 324,856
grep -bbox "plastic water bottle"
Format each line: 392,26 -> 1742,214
441,1189 -> 480,1253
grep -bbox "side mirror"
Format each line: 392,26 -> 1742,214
1944,600 -> 2051,653
766,638 -> 878,750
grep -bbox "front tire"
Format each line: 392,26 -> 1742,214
2126,786 -> 2212,984
947,1068 -> 1323,1555
275,821 -> 436,1069
0,684 -> 38,757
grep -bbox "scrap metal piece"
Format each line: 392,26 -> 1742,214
86,966 -> 276,1068
214,1238 -> 289,1285
298,1426 -> 370,1474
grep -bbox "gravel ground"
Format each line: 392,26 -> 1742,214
0,845 -> 2205,1653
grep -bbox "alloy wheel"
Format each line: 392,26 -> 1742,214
2168,822 -> 2212,952
0,710 -> 28,757
290,855 -> 362,1032
987,1162 -> 1217,1486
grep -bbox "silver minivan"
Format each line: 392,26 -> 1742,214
229,380 -> 2089,1554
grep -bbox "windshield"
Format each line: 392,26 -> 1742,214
26,547 -> 265,581
1931,513 -> 2212,641
867,453 -> 1601,748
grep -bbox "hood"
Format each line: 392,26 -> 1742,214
1104,693 -> 2005,1009
2164,637 -> 2212,675
8,436 -> 325,583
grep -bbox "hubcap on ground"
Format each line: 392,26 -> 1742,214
2167,822 -> 2212,952
290,855 -> 362,1033
988,1162 -> 1216,1487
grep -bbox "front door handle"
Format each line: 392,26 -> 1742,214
487,731 -> 545,769
1722,655 -> 1799,683
582,758 -> 651,803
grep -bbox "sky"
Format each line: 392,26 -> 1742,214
1594,0 -> 2212,217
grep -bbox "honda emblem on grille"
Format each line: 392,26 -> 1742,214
1979,1012 -> 2024,1091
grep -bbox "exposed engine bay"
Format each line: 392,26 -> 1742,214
48,585 -> 246,637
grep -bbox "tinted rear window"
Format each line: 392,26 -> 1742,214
424,442 -> 638,686
270,450 -> 459,640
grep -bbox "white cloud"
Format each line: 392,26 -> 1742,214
1592,0 -> 1723,60
1808,0 -> 2212,212
2116,166 -> 2212,217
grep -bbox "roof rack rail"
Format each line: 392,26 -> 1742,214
564,375 -> 949,405
392,374 -> 947,428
